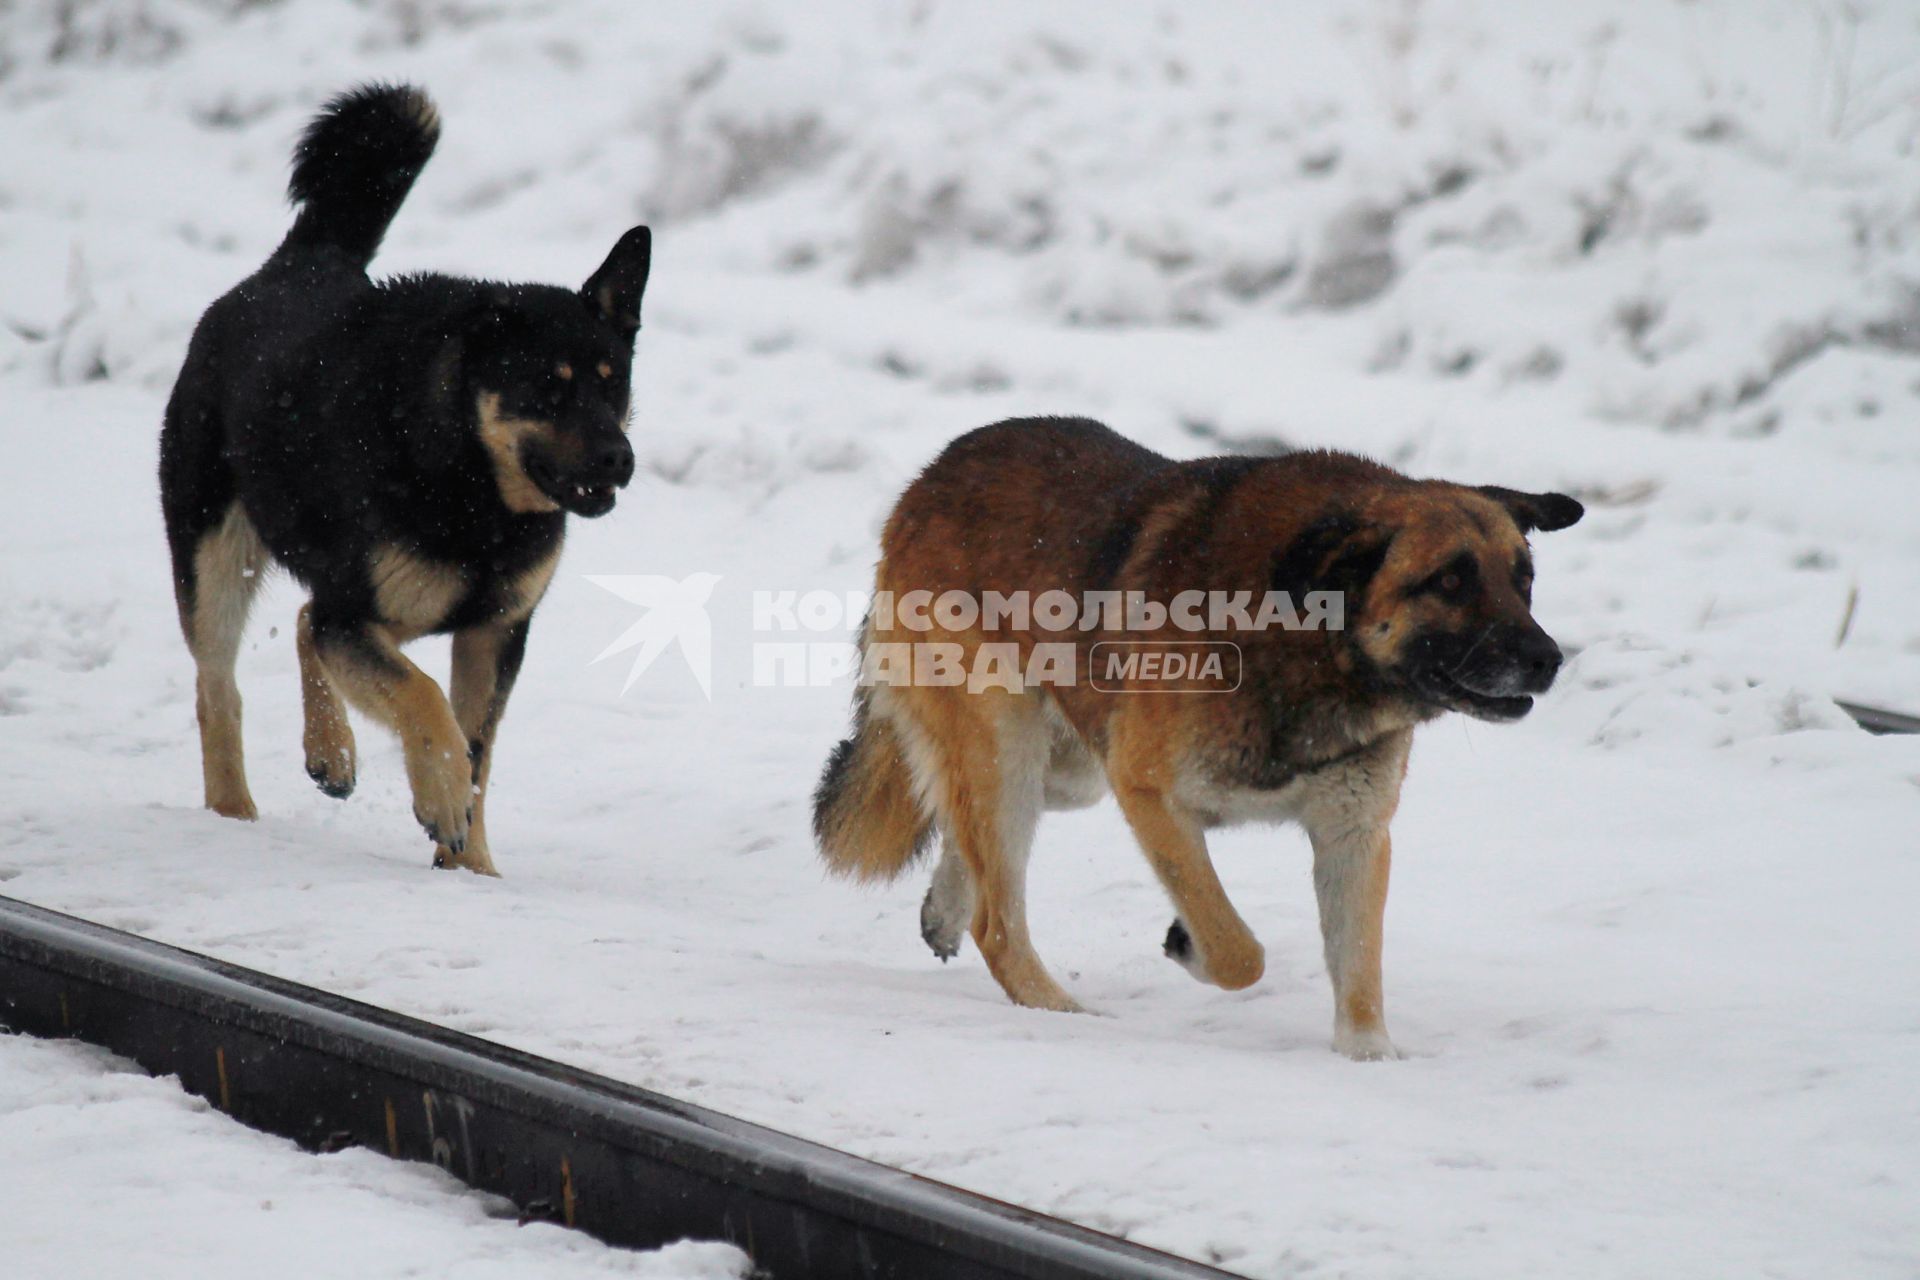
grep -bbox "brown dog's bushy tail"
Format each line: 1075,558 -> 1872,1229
278,83 -> 440,272
813,685 -> 934,882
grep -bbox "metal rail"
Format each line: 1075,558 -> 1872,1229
1837,700 -> 1920,736
0,894 -> 1237,1280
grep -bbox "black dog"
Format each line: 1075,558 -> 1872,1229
159,83 -> 651,874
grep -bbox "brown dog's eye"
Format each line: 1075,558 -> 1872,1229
1415,556 -> 1477,601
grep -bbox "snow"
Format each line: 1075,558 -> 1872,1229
3,2 -> 1919,1277
0,1032 -> 748,1278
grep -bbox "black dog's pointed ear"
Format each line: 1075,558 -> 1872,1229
1476,486 -> 1584,534
582,225 -> 651,337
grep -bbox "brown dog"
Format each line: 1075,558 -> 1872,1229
814,417 -> 1581,1058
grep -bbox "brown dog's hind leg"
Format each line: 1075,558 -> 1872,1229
908,688 -> 1079,1012
297,603 -> 356,799
431,621 -> 528,877
919,839 -> 974,961
310,616 -> 472,860
177,505 -> 267,820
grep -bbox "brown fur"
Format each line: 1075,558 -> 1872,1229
371,544 -> 469,638
813,684 -> 937,882
436,623 -> 519,876
183,504 -> 268,819
316,623 -> 475,857
476,391 -> 564,514
296,603 -> 356,799
815,417 -> 1581,1058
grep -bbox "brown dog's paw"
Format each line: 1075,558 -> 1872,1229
1333,1026 -> 1402,1061
1165,918 -> 1211,984
432,841 -> 500,877
920,885 -> 967,962
1163,918 -> 1264,990
208,794 -> 259,822
414,802 -> 472,853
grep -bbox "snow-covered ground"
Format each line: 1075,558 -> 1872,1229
3,2 -> 1919,1277
0,1031 -> 747,1279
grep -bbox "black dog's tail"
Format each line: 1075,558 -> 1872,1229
276,83 -> 440,271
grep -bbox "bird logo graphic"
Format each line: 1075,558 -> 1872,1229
585,573 -> 722,698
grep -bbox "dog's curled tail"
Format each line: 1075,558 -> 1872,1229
279,82 -> 440,271
813,685 -> 935,883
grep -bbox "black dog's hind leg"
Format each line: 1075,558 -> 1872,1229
297,603 -> 356,798
309,612 -> 473,860
170,503 -> 268,820
432,620 -> 529,877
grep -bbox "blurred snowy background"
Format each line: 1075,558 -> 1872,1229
2,3 -> 1917,1278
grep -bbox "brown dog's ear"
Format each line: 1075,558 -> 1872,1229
1476,486 -> 1584,534
1271,512 -> 1393,601
582,226 -> 651,337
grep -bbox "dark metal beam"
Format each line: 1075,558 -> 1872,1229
1836,700 -> 1920,736
0,894 -> 1238,1280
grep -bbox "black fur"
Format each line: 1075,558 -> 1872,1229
811,726 -> 863,848
283,83 -> 440,270
159,83 -> 652,855
1268,512 -> 1392,602
162,82 -> 651,645
1474,485 -> 1585,534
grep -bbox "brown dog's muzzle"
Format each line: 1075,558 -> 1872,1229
1405,620 -> 1564,721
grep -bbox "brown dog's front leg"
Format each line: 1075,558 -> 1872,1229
1114,784 -> 1265,992
1308,823 -> 1398,1060
1300,729 -> 1412,1060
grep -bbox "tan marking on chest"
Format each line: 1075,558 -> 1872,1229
371,544 -> 468,638
502,542 -> 563,623
476,391 -> 561,514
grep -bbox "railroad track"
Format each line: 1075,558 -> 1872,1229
0,894 -> 1236,1280
1837,700 -> 1920,736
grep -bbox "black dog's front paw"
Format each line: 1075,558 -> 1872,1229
1163,919 -> 1192,962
